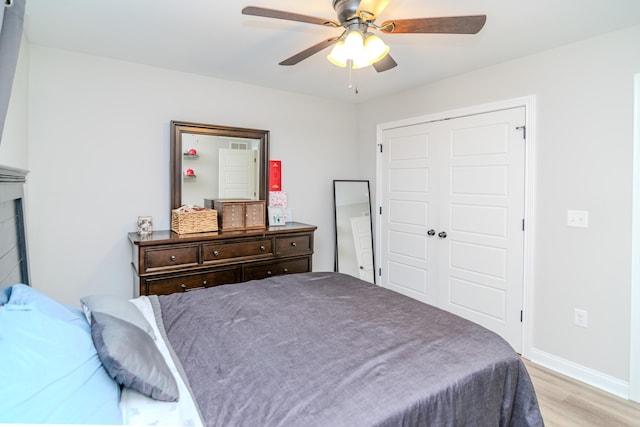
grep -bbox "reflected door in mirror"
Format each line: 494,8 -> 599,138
333,180 -> 375,284
180,133 -> 261,205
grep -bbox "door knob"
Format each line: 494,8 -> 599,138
438,231 -> 447,239
427,229 -> 435,236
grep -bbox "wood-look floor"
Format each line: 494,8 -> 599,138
523,359 -> 640,426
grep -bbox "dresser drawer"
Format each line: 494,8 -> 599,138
202,239 -> 273,263
243,257 -> 310,281
144,245 -> 199,273
129,222 -> 316,296
143,268 -> 241,296
275,234 -> 312,256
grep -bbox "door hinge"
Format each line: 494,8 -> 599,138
379,206 -> 382,215
378,144 -> 383,153
378,267 -> 382,276
522,219 -> 525,231
520,310 -> 523,322
516,125 -> 526,139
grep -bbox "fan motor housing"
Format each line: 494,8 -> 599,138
333,0 -> 360,24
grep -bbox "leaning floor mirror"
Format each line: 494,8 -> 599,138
333,180 -> 375,284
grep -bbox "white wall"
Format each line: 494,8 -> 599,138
27,45 -> 359,306
0,32 -> 28,169
358,25 -> 640,389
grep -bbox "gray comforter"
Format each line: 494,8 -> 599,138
154,272 -> 543,427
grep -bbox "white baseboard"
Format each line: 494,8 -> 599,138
529,348 -> 630,399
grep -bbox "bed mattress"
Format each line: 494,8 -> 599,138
151,272 -> 543,426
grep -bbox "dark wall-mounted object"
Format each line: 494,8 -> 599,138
0,0 -> 26,145
0,164 -> 29,287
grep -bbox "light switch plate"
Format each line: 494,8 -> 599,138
567,210 -> 589,228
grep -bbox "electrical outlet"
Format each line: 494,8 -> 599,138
574,308 -> 588,328
567,210 -> 589,228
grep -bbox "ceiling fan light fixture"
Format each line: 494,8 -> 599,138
327,29 -> 390,69
243,4 -> 487,74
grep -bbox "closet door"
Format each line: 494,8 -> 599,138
380,122 -> 441,306
379,107 -> 526,352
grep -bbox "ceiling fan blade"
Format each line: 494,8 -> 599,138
357,0 -> 391,21
372,54 -> 397,72
242,6 -> 339,27
279,37 -> 340,66
381,15 -> 486,34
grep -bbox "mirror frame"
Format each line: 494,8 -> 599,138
170,120 -> 270,211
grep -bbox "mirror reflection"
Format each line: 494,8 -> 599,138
181,133 -> 261,204
333,180 -> 375,284
170,121 -> 269,210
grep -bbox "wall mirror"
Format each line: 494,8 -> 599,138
333,180 -> 375,284
170,121 -> 269,211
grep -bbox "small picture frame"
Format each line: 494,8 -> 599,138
269,206 -> 285,226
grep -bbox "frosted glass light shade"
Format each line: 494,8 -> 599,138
327,40 -> 348,67
363,34 -> 390,64
343,31 -> 365,59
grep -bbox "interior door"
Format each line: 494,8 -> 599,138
380,122 -> 439,305
218,148 -> 258,199
379,107 -> 526,352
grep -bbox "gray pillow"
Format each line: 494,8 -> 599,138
90,311 -> 179,402
80,294 -> 156,339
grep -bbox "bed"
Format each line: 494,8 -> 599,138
0,166 -> 544,426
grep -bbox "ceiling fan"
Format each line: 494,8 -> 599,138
242,0 -> 486,72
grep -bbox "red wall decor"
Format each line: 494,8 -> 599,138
269,160 -> 282,191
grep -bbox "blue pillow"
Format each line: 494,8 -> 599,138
0,291 -> 122,424
7,284 -> 89,332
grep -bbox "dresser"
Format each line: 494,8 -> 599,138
129,222 -> 316,296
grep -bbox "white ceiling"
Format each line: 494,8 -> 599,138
24,0 -> 640,103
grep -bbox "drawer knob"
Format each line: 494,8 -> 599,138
283,268 -> 289,273
291,242 -> 297,247
202,280 -> 208,288
266,270 -> 272,275
260,245 -> 265,251
181,284 -> 187,292
212,250 -> 219,256
170,255 -> 177,262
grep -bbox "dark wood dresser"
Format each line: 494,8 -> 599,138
129,222 -> 316,296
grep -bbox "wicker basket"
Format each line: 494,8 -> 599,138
171,208 -> 218,234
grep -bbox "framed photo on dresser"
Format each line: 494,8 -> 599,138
268,206 -> 285,226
